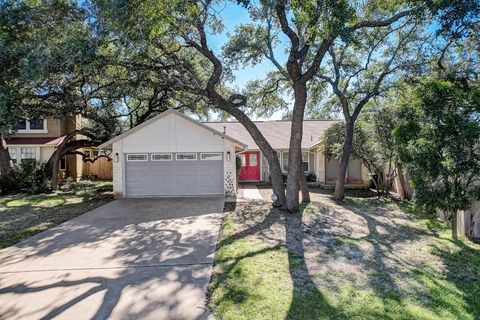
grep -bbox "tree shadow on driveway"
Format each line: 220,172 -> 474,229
0,198 -> 224,320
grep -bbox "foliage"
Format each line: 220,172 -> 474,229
236,156 -> 242,177
322,122 -> 371,164
394,80 -> 480,230
322,114 -> 401,196
0,160 -> 51,195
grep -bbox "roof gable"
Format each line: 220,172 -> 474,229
99,109 -> 247,149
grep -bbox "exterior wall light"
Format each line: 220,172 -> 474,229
226,151 -> 231,161
114,152 -> 119,163
271,193 -> 278,202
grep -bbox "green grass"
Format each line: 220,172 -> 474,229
0,181 -> 113,248
208,198 -> 480,320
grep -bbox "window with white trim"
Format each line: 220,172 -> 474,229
126,154 -> 148,161
152,153 -> 172,161
21,147 -> 36,160
200,153 -> 222,161
17,118 -> 47,132
9,148 -> 17,164
282,151 -> 309,172
29,118 -> 44,130
176,153 -> 197,160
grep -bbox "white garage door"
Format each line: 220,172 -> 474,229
125,152 -> 224,196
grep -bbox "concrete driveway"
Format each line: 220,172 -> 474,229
0,197 -> 224,320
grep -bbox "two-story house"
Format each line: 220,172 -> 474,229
5,116 -> 112,181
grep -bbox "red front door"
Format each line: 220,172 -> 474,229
239,152 -> 260,181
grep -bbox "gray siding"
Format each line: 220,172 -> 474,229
347,159 -> 362,182
325,158 -> 339,183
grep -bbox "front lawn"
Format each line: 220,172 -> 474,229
0,181 -> 113,248
208,188 -> 480,320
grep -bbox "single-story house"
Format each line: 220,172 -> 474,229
205,120 -> 369,186
99,109 -> 369,199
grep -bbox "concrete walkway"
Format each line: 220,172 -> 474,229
0,198 -> 224,320
240,184 -> 264,201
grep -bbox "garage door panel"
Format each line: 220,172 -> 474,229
125,153 -> 224,196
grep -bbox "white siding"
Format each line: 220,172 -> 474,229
111,113 -> 237,198
112,141 -> 124,199
223,140 -> 236,197
121,113 -> 225,153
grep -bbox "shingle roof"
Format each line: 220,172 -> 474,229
204,120 -> 339,150
5,136 -> 65,146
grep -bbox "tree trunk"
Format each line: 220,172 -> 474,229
300,172 -> 310,203
396,163 -> 412,200
0,138 -> 11,177
452,210 -> 459,240
334,121 -> 354,200
210,92 -> 286,207
286,82 -> 308,212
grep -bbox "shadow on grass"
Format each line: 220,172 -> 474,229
210,195 -> 480,319
0,190 -> 113,249
284,205 -> 342,319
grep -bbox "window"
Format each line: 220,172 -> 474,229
21,147 -> 36,160
17,119 -> 27,130
249,153 -> 258,166
29,118 -> 44,130
127,154 -> 148,161
176,153 -> 197,160
302,152 -> 309,172
84,150 -> 91,159
93,150 -> 99,158
282,151 -> 309,172
282,152 -> 289,171
201,153 -> 222,161
60,157 -> 66,170
152,153 -> 172,161
9,148 -> 17,164
17,118 -> 47,132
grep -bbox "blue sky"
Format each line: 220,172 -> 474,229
208,2 -> 289,120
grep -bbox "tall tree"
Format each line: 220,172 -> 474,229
317,19 -> 424,199
394,80 -> 480,239
224,0 -> 423,208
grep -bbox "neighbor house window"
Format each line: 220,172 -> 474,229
151,153 -> 172,161
17,118 -> 47,132
60,157 -> 66,170
17,119 -> 27,130
201,153 -> 222,161
126,154 -> 148,161
9,148 -> 17,164
21,147 -> 36,161
176,153 -> 197,160
29,118 -> 44,130
93,150 -> 99,158
282,151 -> 309,172
84,150 -> 91,158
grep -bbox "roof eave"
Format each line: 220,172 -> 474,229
98,109 -> 248,150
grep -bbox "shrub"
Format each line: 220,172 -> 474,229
0,160 -> 51,195
305,171 -> 317,182
269,171 -> 317,183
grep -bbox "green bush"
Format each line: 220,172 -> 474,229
0,160 -> 51,195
